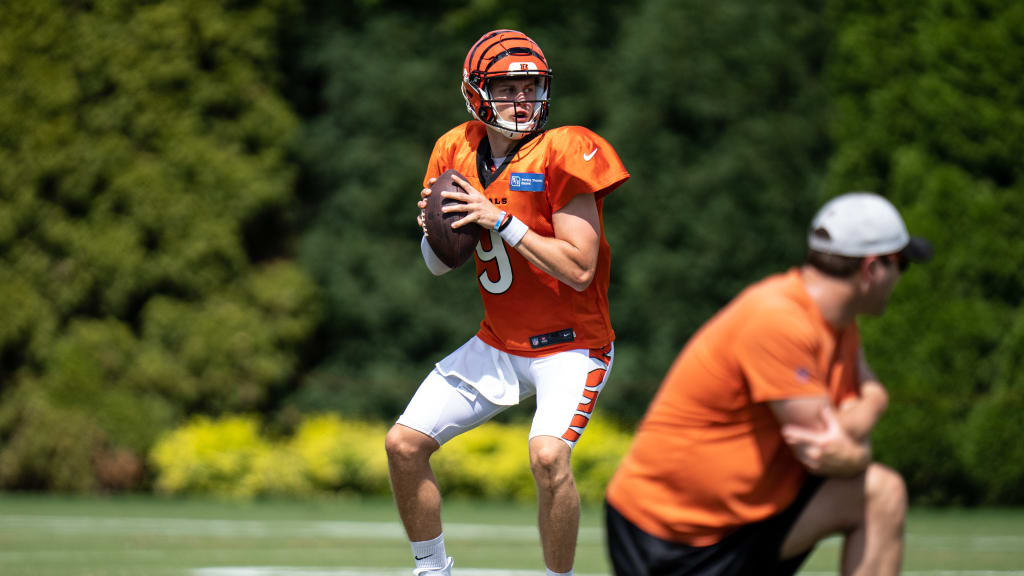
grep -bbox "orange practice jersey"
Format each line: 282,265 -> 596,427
605,269 -> 861,546
424,121 -> 629,356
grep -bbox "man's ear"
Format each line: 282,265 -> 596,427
857,256 -> 880,289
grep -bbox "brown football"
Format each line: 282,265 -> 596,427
423,168 -> 479,269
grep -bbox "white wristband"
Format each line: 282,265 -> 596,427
420,235 -> 452,276
498,215 -> 529,246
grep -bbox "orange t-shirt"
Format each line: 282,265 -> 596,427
424,121 -> 629,356
605,269 -> 861,546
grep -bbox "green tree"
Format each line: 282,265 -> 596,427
0,0 -> 318,491
826,0 -> 1024,503
599,0 -> 831,419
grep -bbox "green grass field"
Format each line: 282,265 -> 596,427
1,494 -> 1022,575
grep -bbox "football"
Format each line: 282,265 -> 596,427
423,168 -> 479,269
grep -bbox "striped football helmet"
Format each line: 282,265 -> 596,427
462,30 -> 552,139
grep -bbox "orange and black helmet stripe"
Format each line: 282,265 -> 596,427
464,29 -> 550,83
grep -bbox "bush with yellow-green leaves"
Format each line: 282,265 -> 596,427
150,415 -> 311,499
150,414 -> 632,502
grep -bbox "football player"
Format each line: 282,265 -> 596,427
385,29 -> 629,576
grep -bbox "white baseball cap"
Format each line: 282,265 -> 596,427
808,192 -> 932,261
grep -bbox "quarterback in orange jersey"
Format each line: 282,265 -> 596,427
384,30 -> 628,576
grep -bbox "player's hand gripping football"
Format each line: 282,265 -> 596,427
416,178 -> 435,236
441,174 -> 504,230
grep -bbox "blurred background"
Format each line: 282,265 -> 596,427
1,0 -> 1022,510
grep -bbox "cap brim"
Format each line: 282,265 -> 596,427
902,237 -> 933,262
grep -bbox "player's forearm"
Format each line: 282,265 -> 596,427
839,383 -> 888,441
513,230 -> 596,291
838,403 -> 880,442
816,438 -> 872,477
420,235 -> 453,276
778,402 -> 873,477
793,433 -> 871,478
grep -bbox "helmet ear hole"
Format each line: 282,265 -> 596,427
462,80 -> 494,123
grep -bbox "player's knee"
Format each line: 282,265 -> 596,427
384,425 -> 435,464
865,464 -> 908,525
529,441 -> 572,486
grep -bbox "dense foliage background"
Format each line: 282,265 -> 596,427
1,0 -> 1021,505
0,0 -> 320,491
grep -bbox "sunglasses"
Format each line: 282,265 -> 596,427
884,252 -> 910,272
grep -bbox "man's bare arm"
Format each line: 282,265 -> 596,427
837,346 -> 889,442
770,396 -> 871,477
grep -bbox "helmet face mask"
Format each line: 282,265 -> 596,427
462,30 -> 552,140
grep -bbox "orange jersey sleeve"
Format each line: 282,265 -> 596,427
421,123 -> 629,356
544,127 -> 630,211
423,123 -> 482,187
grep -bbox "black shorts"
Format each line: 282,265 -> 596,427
605,476 -> 824,576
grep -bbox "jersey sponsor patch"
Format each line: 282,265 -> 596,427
510,172 -> 545,191
530,328 -> 575,349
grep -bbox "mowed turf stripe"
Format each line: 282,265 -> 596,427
3,514 -> 1024,550
806,569 -> 1024,573
6,515 -> 1024,552
192,565 -> 606,569
0,515 -> 603,543
0,560 -> 1016,576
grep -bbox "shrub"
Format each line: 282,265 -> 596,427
433,422 -> 536,502
0,384 -> 104,491
238,445 -> 313,499
961,386 -> 1024,505
150,413 -> 633,503
150,415 -> 271,498
572,419 -> 634,504
290,414 -> 389,494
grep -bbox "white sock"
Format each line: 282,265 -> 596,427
546,569 -> 573,576
410,533 -> 447,571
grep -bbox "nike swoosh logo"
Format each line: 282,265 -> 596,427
583,147 -> 598,161
414,554 -> 434,561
